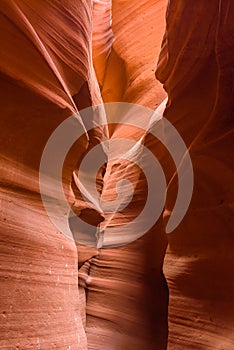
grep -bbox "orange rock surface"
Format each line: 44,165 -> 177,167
0,1 -> 233,349
155,1 -> 234,348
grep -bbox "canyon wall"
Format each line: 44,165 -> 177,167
156,1 -> 234,349
0,1 -> 233,350
0,0 -> 98,348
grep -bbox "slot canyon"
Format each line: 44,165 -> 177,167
0,1 -> 233,349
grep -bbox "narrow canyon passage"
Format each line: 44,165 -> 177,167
0,1 -> 233,350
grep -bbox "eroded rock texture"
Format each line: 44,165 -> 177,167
156,1 -> 234,349
0,0 -> 233,350
0,1 -> 99,348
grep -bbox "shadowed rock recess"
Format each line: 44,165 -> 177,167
0,1 -> 233,349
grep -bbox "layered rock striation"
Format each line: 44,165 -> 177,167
0,1 -> 233,349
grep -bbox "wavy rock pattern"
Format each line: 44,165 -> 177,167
92,0 -> 113,88
0,1 -> 233,350
102,0 -> 167,107
156,1 -> 234,349
0,1 -> 101,349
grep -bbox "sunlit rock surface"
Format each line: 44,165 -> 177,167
0,0 -> 233,349
0,1 -> 99,349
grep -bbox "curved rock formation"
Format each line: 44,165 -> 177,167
0,1 -> 100,348
0,0 -> 233,349
156,1 -> 234,349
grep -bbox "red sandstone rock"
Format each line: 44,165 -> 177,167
0,1 -> 233,350
0,1 -> 98,348
156,1 -> 234,348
